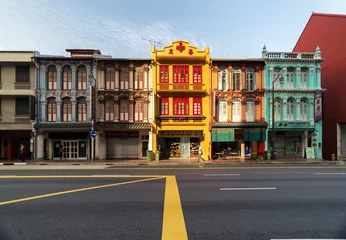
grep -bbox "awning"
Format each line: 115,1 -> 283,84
244,128 -> 266,141
212,128 -> 235,142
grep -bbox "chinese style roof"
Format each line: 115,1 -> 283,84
96,122 -> 152,129
35,122 -> 92,129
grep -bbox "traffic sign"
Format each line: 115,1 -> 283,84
90,131 -> 98,139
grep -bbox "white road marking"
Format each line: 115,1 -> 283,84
92,175 -> 131,177
220,187 -> 276,191
271,239 -> 346,240
314,173 -> 346,175
204,174 -> 240,176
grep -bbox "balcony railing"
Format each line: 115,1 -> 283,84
266,52 -> 316,59
157,84 -> 206,92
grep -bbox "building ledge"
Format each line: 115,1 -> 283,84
157,115 -> 206,120
212,122 -> 268,128
14,82 -> 31,89
96,122 -> 151,129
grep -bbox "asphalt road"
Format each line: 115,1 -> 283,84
1,166 -> 346,240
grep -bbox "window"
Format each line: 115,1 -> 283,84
47,66 -> 57,90
120,101 -> 129,121
246,99 -> 255,122
246,68 -> 255,91
0,98 -> 1,115
134,101 -> 144,122
232,98 -> 241,122
300,98 -> 308,120
287,98 -> 295,121
15,97 -> 29,115
173,66 -> 189,83
233,70 -> 241,91
0,65 -> 2,84
77,66 -> 87,90
160,65 -> 169,83
160,97 -> 169,115
135,67 -> 144,90
105,67 -> 115,90
273,68 -> 282,89
193,97 -> 202,115
218,99 -> 228,122
77,98 -> 87,121
301,69 -> 307,88
173,97 -> 189,115
63,66 -> 72,90
16,66 -> 30,83
120,67 -> 129,90
47,98 -> 57,122
193,66 -> 202,84
274,98 -> 281,121
62,98 -> 72,122
105,101 -> 114,121
287,69 -> 294,89
218,68 -> 228,90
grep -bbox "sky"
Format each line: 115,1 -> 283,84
1,0 -> 346,58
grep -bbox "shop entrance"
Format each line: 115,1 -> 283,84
158,137 -> 200,159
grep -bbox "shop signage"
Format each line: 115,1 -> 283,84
314,92 -> 322,121
305,147 -> 315,159
274,121 -> 310,129
105,131 -> 139,138
159,130 -> 202,137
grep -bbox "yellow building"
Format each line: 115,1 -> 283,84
151,40 -> 211,160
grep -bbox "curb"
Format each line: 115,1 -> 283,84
0,163 -> 27,166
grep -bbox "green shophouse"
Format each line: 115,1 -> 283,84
262,46 -> 323,159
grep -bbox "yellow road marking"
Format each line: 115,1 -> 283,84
198,165 -> 203,168
0,177 -> 163,206
162,176 -> 188,240
0,175 -> 166,179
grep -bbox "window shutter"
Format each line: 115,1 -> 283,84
218,71 -> 222,90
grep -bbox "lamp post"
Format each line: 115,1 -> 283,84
271,74 -> 284,160
88,68 -> 96,161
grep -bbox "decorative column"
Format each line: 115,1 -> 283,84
308,67 -> 314,89
86,65 -> 91,90
99,97 -> 104,122
144,64 -> 149,90
148,128 -> 153,151
282,66 -> 287,89
227,67 -> 232,90
316,66 -> 321,89
129,98 -> 134,122
295,66 -> 301,89
86,95 -> 91,121
129,64 -> 134,91
36,133 -> 45,160
115,64 -> 119,90
114,98 -> 119,122
255,98 -> 261,122
71,65 -> 77,90
227,98 -> 232,121
295,101 -> 301,121
309,98 -> 314,126
56,97 -> 62,122
56,65 -> 62,90
241,98 -> 246,122
144,99 -> 149,122
41,97 -> 47,122
71,96 -> 77,122
40,65 -> 47,90
268,66 -> 273,89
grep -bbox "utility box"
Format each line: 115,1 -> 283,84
146,150 -> 152,161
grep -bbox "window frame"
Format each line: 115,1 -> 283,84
301,70 -> 308,89
246,68 -> 255,92
77,66 -> 87,90
15,97 -> 30,116
134,100 -> 144,122
274,98 -> 282,121
62,98 -> 72,122
173,97 -> 189,115
232,70 -> 242,91
246,99 -> 255,122
120,67 -> 129,90
287,98 -> 295,121
193,97 -> 202,115
105,67 -> 115,90
47,66 -> 57,90
300,98 -> 308,121
218,99 -> 228,122
15,65 -> 30,83
232,98 -> 241,122
104,100 -> 114,122
287,70 -> 294,89
77,98 -> 87,122
120,101 -> 129,121
47,98 -> 57,122
160,97 -> 169,115
62,66 -> 72,90
173,65 -> 189,84
193,66 -> 202,84
160,65 -> 169,83
135,67 -> 144,90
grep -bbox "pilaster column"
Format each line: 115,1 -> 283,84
295,67 -> 301,89
36,134 -> 45,160
148,130 -> 153,151
40,65 -> 47,90
144,64 -> 149,90
129,100 -> 134,122
56,98 -> 62,122
227,100 -> 232,121
144,100 -> 148,121
282,66 -> 287,89
268,68 -> 273,89
86,97 -> 91,120
56,65 -> 62,90
309,99 -> 314,126
308,67 -> 314,89
115,64 -> 119,90
71,65 -> 77,90
316,66 -> 321,89
99,101 -> 104,122
295,102 -> 301,120
71,98 -> 77,122
282,98 -> 288,120
87,65 -> 91,90
41,98 -> 47,122
129,64 -> 134,91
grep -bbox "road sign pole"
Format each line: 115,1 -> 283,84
91,120 -> 95,161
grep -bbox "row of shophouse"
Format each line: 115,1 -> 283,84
0,40 -> 324,161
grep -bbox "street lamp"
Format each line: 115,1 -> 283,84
271,74 -> 284,160
88,68 -> 96,161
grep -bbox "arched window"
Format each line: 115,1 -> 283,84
218,68 -> 228,91
77,66 -> 87,90
218,98 -> 227,122
120,100 -> 129,121
246,68 -> 255,91
47,66 -> 57,90
63,66 -> 72,90
232,68 -> 242,91
105,66 -> 115,90
273,68 -> 282,89
135,67 -> 144,90
104,99 -> 114,121
134,100 -> 144,122
77,97 -> 87,122
274,97 -> 282,121
287,98 -> 295,121
300,98 -> 308,120
62,98 -> 72,122
246,99 -> 255,122
232,98 -> 241,122
47,98 -> 56,122
120,67 -> 129,90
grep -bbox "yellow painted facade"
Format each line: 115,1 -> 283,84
151,40 -> 211,160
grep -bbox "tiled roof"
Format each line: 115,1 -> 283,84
212,122 -> 267,128
96,122 -> 152,129
36,122 -> 92,128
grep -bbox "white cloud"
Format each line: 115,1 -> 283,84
0,0 -> 208,58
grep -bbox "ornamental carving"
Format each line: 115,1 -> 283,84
143,64 -> 149,72
55,90 -> 61,98
212,66 -> 219,72
98,62 -> 105,70
227,98 -> 233,104
255,98 -> 261,105
241,65 -> 246,72
241,98 -> 247,105
56,65 -> 62,71
40,65 -> 47,72
71,65 -> 77,72
227,66 -> 233,72
129,63 -> 134,71
106,65 -> 115,72
255,65 -> 261,72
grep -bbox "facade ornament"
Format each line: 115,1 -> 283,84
241,65 -> 246,72
56,65 -> 62,71
40,64 -> 47,72
227,66 -> 232,72
227,98 -> 233,104
98,62 -> 105,70
212,66 -> 219,72
71,64 -> 77,72
129,63 -> 134,71
143,64 -> 149,72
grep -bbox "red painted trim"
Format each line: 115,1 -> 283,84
173,97 -> 189,115
159,65 -> 169,83
193,97 -> 202,115
160,97 -> 169,115
172,65 -> 189,84
193,66 -> 202,84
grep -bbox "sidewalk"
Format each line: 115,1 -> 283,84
0,158 -> 344,166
